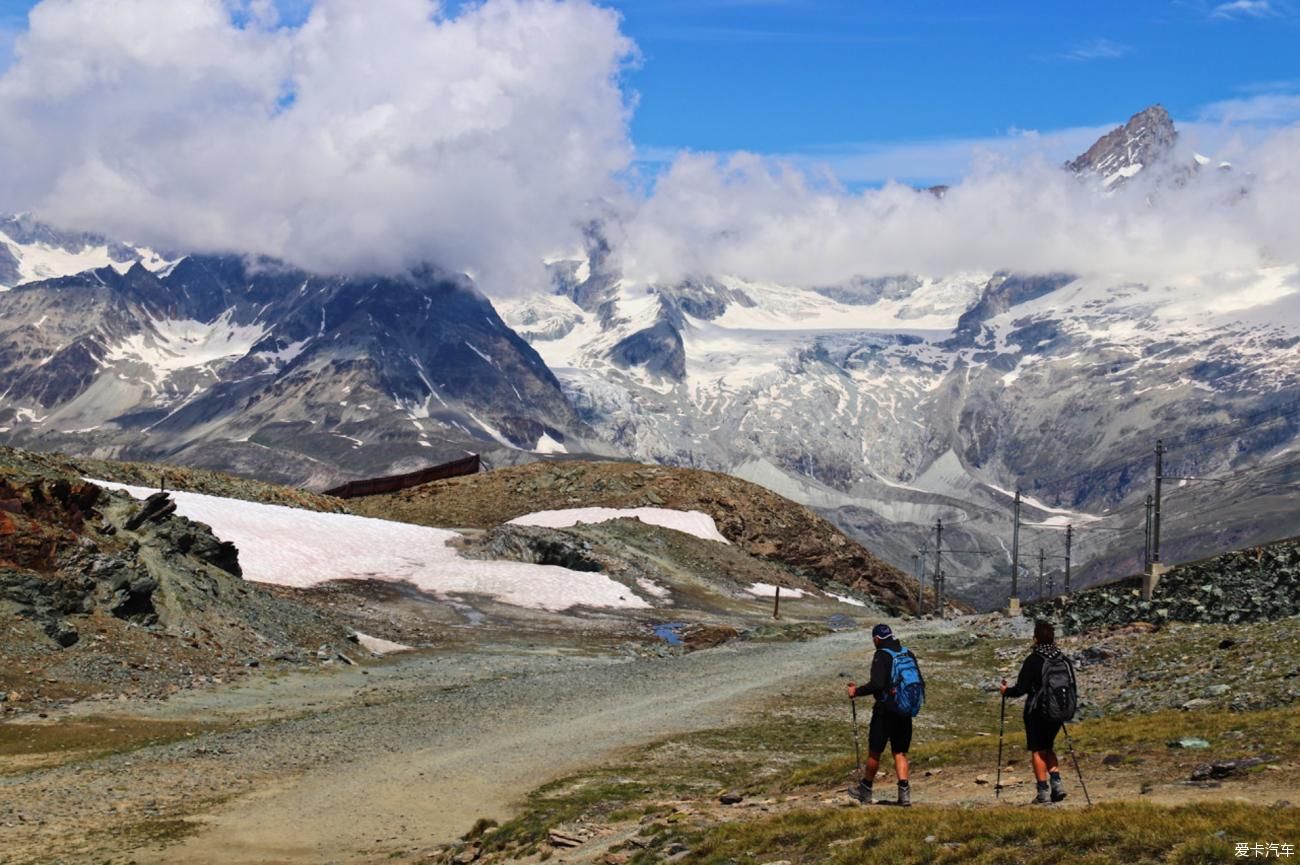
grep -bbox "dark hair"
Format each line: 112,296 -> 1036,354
1034,620 -> 1055,645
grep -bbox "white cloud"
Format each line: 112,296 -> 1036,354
1210,0 -> 1280,17
620,125 -> 1300,287
0,0 -> 636,295
1050,38 -> 1132,62
1198,91 -> 1300,125
1,0 -> 1298,302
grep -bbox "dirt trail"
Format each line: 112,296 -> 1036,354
3,632 -> 870,865
153,633 -> 864,864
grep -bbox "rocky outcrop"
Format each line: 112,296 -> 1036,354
1031,537 -> 1300,634
0,452 -> 348,654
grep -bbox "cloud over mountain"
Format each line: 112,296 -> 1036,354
0,0 -> 1297,295
0,0 -> 634,294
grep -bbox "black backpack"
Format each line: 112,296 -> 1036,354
1030,651 -> 1078,722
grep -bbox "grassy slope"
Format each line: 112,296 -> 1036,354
410,620 -> 1300,865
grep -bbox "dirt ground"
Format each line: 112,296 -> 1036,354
3,615 -> 1298,865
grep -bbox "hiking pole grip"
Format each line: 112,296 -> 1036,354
995,694 -> 1007,799
1062,723 -> 1092,806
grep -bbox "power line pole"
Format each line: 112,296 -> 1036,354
911,553 -> 922,615
933,519 -> 943,619
1010,489 -> 1022,612
1047,569 -> 1056,598
918,543 -> 929,615
1064,524 -> 1073,593
1152,440 -> 1165,565
1143,494 -> 1154,570
1038,547 -> 1046,600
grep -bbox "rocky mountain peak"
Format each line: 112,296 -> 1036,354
1067,104 -> 1177,187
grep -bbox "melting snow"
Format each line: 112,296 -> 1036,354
105,310 -> 265,375
90,481 -> 650,612
747,582 -> 806,599
354,632 -> 413,654
828,592 -> 866,607
534,432 -> 568,454
509,507 -> 731,544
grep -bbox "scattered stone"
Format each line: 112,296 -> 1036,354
1102,754 -> 1124,765
975,774 -> 991,785
1190,756 -> 1276,781
1218,638 -> 1237,650
719,792 -> 744,805
451,842 -> 481,864
1204,684 -> 1230,697
1180,699 -> 1214,711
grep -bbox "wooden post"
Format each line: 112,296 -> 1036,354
773,585 -> 781,620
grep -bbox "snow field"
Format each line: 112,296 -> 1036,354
91,481 -> 650,612
508,507 -> 731,544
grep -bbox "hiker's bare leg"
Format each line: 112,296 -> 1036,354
893,752 -> 909,782
1044,751 -> 1059,774
1032,751 -> 1049,782
865,751 -> 881,783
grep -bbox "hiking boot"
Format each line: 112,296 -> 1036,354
896,782 -> 911,807
1031,783 -> 1052,805
847,781 -> 872,804
1050,775 -> 1067,803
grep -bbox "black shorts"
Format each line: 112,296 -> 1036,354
868,705 -> 913,754
1024,712 -> 1062,752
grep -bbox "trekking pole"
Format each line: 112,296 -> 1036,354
849,698 -> 863,780
995,694 -> 1007,799
1062,723 -> 1092,806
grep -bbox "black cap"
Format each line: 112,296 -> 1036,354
871,623 -> 893,640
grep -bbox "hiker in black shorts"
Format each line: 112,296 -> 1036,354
1001,620 -> 1069,804
846,623 -> 923,806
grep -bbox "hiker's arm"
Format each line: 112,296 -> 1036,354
1003,656 -> 1034,698
857,651 -> 891,697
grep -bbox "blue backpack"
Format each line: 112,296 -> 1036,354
882,647 -> 925,717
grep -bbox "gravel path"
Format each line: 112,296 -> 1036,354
2,631 -> 871,865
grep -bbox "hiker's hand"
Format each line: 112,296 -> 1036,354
999,679 -> 1008,695
846,682 -> 856,698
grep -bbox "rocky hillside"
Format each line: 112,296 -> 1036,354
0,447 -> 353,714
1030,536 -> 1300,634
348,460 -> 925,613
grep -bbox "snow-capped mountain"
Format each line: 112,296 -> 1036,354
1067,104 -> 1178,187
4,105 -> 1297,607
0,214 -> 176,289
0,252 -> 605,487
499,108 -> 1300,606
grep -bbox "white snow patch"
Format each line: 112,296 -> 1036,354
354,632 -> 413,654
636,577 -> 671,599
466,410 -> 517,449
534,432 -> 568,454
105,310 -> 265,375
828,592 -> 866,607
747,582 -> 806,599
89,481 -> 649,612
509,507 -> 730,544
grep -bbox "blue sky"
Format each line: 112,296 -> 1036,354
1,0 -> 1297,185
